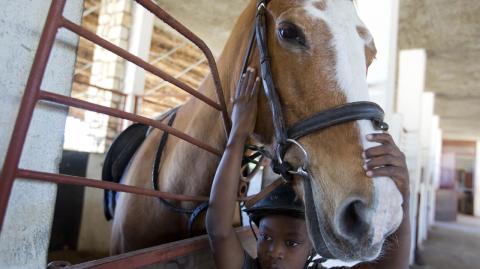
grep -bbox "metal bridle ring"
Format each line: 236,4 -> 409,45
276,139 -> 310,172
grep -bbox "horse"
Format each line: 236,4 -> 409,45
108,0 -> 404,262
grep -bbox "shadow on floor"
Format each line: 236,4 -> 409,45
411,214 -> 480,269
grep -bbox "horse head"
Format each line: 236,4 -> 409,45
220,0 -> 404,262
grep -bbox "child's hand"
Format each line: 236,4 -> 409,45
363,133 -> 410,201
230,68 -> 260,139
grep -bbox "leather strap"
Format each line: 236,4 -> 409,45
240,26 -> 257,78
152,108 -> 196,214
288,101 -> 388,140
187,201 -> 209,236
302,172 -> 332,258
255,0 -> 288,145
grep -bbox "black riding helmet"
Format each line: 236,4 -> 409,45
244,183 -> 305,227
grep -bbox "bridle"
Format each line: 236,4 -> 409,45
241,0 -> 388,181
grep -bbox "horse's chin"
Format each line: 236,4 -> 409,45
302,179 -> 385,262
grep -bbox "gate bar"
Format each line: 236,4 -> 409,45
73,80 -> 128,98
17,169 -> 210,202
39,90 -> 222,156
60,18 -> 222,111
135,0 -> 231,135
68,228 -> 252,269
0,0 -> 67,232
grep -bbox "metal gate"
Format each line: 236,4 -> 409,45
0,0 -> 236,266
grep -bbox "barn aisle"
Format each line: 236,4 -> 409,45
411,214 -> 480,269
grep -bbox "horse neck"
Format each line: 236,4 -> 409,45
176,1 -> 259,150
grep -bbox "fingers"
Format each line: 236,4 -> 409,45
363,132 -> 410,197
367,133 -> 395,145
235,67 -> 256,99
364,133 -> 404,160
366,166 -> 405,178
235,73 -> 247,99
365,155 -> 405,171
245,69 -> 257,96
364,143 -> 400,159
250,78 -> 260,98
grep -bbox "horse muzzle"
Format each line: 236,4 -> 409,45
303,174 -> 403,261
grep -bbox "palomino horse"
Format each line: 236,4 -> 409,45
110,0 -> 403,262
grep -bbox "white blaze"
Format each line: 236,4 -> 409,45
304,0 -> 403,245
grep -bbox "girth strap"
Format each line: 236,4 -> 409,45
187,201 -> 209,237
152,108 -> 193,214
287,101 -> 389,141
151,107 -> 212,236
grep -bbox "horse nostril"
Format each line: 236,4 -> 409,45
335,199 -> 370,243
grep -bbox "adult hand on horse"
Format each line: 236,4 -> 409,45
363,133 -> 410,202
230,68 -> 260,140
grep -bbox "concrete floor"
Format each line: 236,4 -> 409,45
412,214 -> 480,269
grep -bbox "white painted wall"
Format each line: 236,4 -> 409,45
474,141 -> 480,217
357,0 -> 400,115
0,0 -> 83,268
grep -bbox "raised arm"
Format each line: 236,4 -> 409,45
206,68 -> 260,269
353,133 -> 411,269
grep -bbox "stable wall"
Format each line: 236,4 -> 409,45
0,0 -> 83,268
77,153 -> 112,255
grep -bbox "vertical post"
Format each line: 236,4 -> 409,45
474,141 -> 480,217
123,1 -> 154,117
396,49 -> 427,264
0,0 -> 66,232
419,92 -> 435,242
429,117 -> 442,224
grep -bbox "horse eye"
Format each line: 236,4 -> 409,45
277,22 -> 306,47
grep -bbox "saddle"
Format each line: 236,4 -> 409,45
102,123 -> 149,220
102,108 -> 180,221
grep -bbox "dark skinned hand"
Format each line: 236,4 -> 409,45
363,133 -> 410,202
230,68 -> 260,140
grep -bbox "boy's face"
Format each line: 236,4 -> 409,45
257,215 -> 313,269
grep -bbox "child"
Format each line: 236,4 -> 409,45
206,69 -> 411,269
